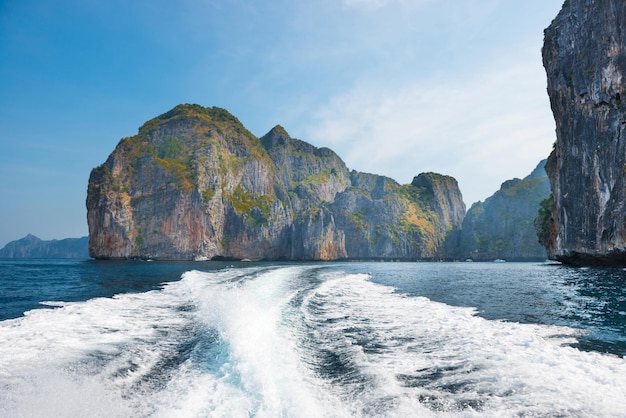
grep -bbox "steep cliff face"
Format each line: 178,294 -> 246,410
88,105 -> 283,260
259,125 -> 351,260
542,0 -> 626,265
458,161 -> 550,261
411,172 -> 466,256
328,171 -> 465,260
87,104 -> 465,260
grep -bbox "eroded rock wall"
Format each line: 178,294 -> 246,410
542,0 -> 626,265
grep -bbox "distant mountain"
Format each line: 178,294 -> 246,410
0,234 -> 90,259
456,160 -> 550,261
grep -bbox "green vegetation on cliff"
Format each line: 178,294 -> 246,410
534,193 -> 555,250
225,185 -> 274,227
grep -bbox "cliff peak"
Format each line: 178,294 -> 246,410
260,125 -> 291,150
23,234 -> 41,242
500,178 -> 522,190
136,104 -> 250,139
412,172 -> 459,190
268,124 -> 290,138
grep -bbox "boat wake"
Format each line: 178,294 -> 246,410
1,265 -> 625,417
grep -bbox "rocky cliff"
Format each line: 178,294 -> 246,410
458,161 -> 550,261
87,104 -> 466,260
541,0 -> 626,265
0,234 -> 89,258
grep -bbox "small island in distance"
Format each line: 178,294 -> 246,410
0,234 -> 89,259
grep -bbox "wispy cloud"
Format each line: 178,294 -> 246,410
342,0 -> 410,9
343,0 -> 390,8
342,0 -> 438,10
304,44 -> 555,206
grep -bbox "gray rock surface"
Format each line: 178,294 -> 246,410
541,0 -> 626,265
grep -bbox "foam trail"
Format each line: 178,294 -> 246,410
178,267 -> 353,417
300,272 -> 626,416
0,289 -> 193,417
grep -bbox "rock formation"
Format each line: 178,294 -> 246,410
87,104 -> 466,260
458,161 -> 550,261
0,234 -> 89,258
541,0 -> 626,265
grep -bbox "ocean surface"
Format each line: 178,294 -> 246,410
1,259 -> 626,417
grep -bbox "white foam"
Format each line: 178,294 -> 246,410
181,267 -> 350,417
0,276 -> 197,417
0,367 -> 134,418
2,265 -> 626,417
0,267 -> 347,417
302,272 -> 626,416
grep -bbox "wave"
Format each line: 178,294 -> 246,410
1,265 -> 625,417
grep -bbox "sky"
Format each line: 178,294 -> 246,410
0,0 -> 565,247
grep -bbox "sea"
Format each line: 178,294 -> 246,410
1,259 -> 626,417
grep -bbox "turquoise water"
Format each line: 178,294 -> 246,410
1,260 -> 625,416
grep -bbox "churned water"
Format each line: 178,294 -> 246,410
1,260 -> 626,417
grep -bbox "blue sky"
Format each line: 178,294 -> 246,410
0,0 -> 564,247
